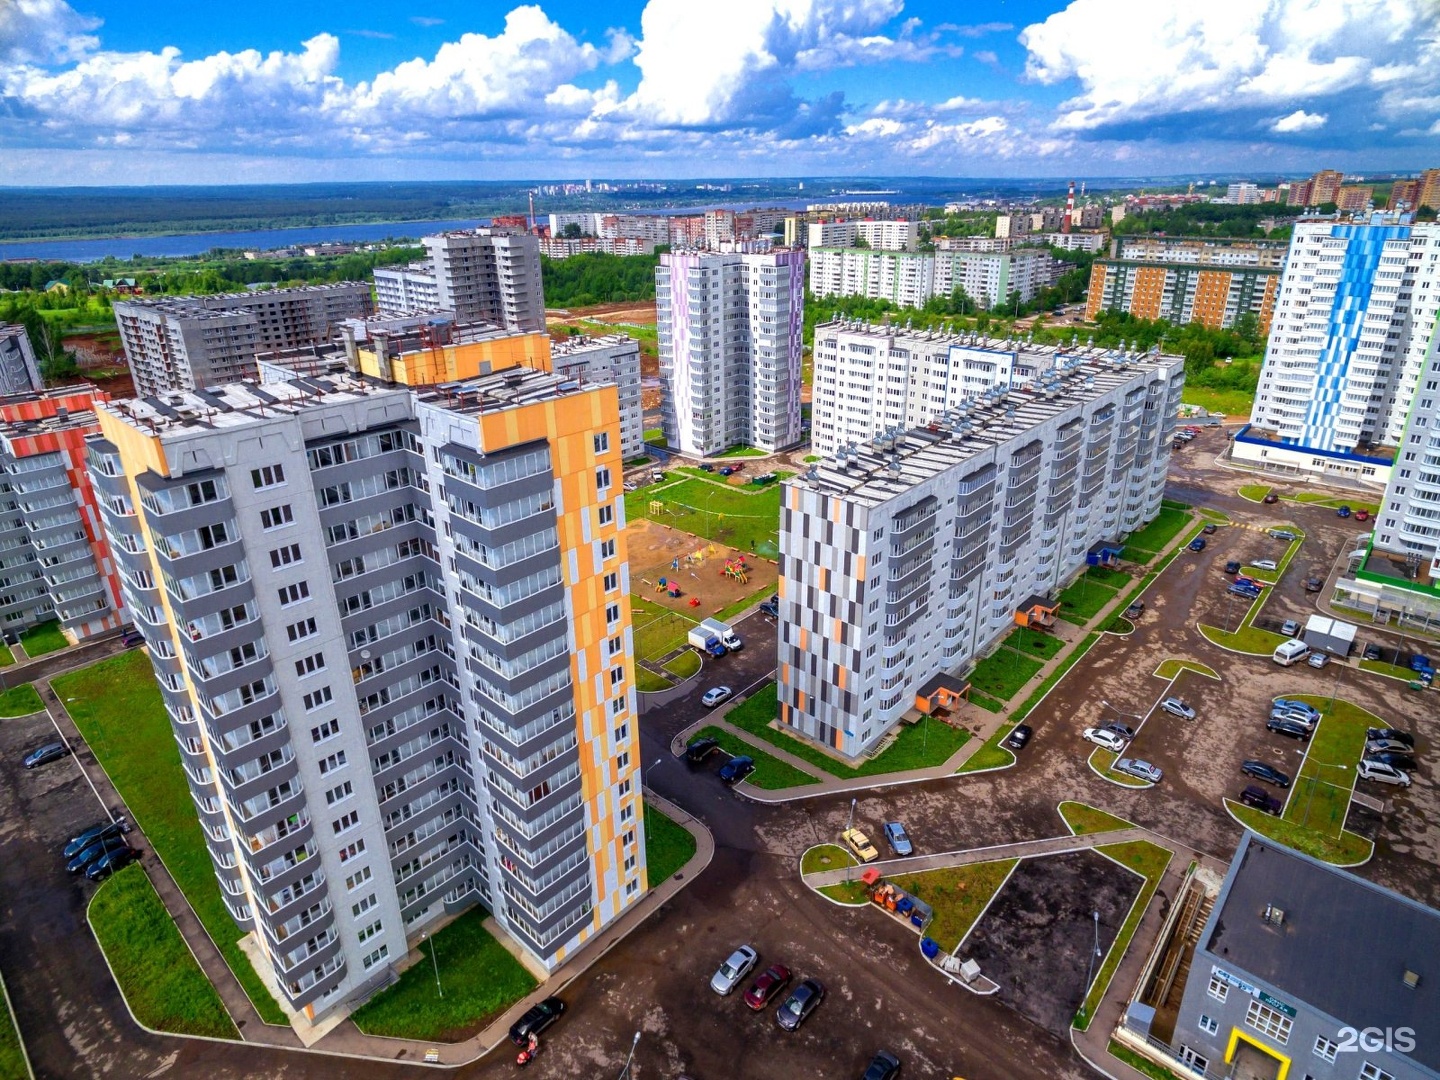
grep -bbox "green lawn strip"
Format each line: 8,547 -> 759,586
712,582 -> 780,624
1276,695 -> 1375,854
802,454 -> 821,463
643,802 -> 696,885
968,648 -> 1046,701
724,683 -> 968,778
1011,633 -> 1101,723
52,652 -> 288,1026
635,668 -> 673,692
715,445 -> 768,458
1199,621 -> 1288,654
643,427 -> 664,441
1084,565 -> 1134,588
691,725 -> 819,789
1107,1038 -> 1188,1080
1120,507 -> 1191,557
1102,616 -> 1134,634
887,859 -> 1019,953
1181,386 -> 1254,416
1075,840 -> 1173,1030
1089,747 -> 1150,788
1360,658 -> 1418,681
1227,800 -> 1371,865
1284,492 -> 1379,514
664,651 -> 701,679
967,691 -> 1005,713
1154,659 -> 1219,681
818,881 -> 871,905
1059,801 -> 1135,835
0,684 -> 43,717
0,969 -> 30,1080
1055,578 -> 1119,625
1196,507 -> 1230,522
1003,626 -> 1065,660
1238,484 -> 1271,502
956,726 -> 1016,773
1160,498 -> 1192,511
17,621 -> 68,658
801,843 -> 857,876
631,598 -> 697,661
0,642 -> 14,667
350,907 -> 537,1042
87,865 -> 239,1040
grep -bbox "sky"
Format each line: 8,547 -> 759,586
1,0 -> 1438,186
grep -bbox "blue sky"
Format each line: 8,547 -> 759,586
2,0 -> 1437,185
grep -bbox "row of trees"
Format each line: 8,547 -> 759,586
540,251 -> 663,307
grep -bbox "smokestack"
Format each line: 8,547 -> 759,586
528,191 -> 535,233
1063,180 -> 1074,234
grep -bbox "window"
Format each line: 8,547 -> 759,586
1177,1047 -> 1209,1075
595,466 -> 612,491
311,719 -> 340,743
619,803 -> 634,823
606,602 -> 620,625
624,852 -> 636,873
295,652 -> 326,677
337,839 -> 366,863
251,464 -> 285,489
610,696 -> 626,717
618,778 -> 631,797
1360,1065 -> 1396,1080
332,810 -> 360,834
356,919 -> 382,943
593,433 -> 609,454
303,686 -> 333,711
608,636 -> 622,657
1207,975 -> 1229,1002
1198,1015 -> 1218,1035
287,617 -> 318,643
1312,1036 -> 1338,1063
351,893 -> 377,917
598,504 -> 614,527
324,781 -> 353,806
259,504 -> 293,530
1244,1000 -> 1292,1044
625,879 -> 639,897
609,666 -> 625,687
613,723 -> 628,743
622,829 -> 635,847
269,543 -> 302,568
278,581 -> 310,606
344,866 -> 372,891
318,750 -> 347,775
600,538 -> 616,560
603,571 -> 618,592
361,944 -> 389,970
616,751 -> 630,772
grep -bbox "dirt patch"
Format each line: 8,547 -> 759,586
962,850 -> 1141,1036
626,518 -> 776,619
547,301 -> 658,322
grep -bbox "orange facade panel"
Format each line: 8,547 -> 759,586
1128,266 -> 1168,321
1190,270 -> 1234,330
1084,263 -> 1108,320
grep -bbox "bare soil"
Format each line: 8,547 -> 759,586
627,519 -> 777,620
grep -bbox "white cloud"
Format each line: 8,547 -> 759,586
1270,109 -> 1327,133
0,0 -> 99,63
1019,0 -> 1434,131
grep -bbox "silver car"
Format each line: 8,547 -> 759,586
1356,760 -> 1411,787
1083,727 -> 1127,753
710,945 -> 758,995
1114,758 -> 1163,783
1160,697 -> 1196,720
701,686 -> 733,708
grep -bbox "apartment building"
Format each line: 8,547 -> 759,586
550,335 -> 644,461
373,264 -> 441,314
937,236 -> 1016,253
1337,186 -> 1375,213
0,387 -> 124,641
934,248 -> 1051,310
1243,218 -> 1440,476
1105,237 -> 1289,269
597,214 -> 672,246
548,212 -> 601,237
1036,232 -> 1107,253
809,248 -> 1049,311
656,249 -> 804,456
91,368 -> 645,1023
777,350 -> 1183,759
807,220 -> 919,252
704,211 -> 735,248
422,231 -> 546,333
1224,182 -> 1261,204
995,214 -> 1032,237
0,324 -> 43,395
538,237 -> 654,259
1421,169 -> 1440,211
810,321 -> 1098,456
114,284 -> 374,396
1085,259 -> 1281,333
1286,169 -> 1345,207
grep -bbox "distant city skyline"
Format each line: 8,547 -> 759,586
1,0 -> 1437,186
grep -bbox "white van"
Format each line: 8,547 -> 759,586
1273,639 -> 1311,666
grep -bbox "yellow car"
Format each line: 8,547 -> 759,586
841,828 -> 879,862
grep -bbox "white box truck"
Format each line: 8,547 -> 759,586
688,617 -> 741,656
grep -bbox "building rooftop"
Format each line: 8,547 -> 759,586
99,376 -> 405,437
114,283 -> 370,312
414,365 -> 598,416
1205,834 -> 1440,1072
550,333 -> 638,358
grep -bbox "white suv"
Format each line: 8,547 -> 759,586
1357,760 -> 1411,787
1083,727 -> 1127,753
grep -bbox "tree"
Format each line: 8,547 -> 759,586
561,222 -> 585,239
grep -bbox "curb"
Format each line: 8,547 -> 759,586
0,966 -> 35,1080
1219,799 -> 1374,869
1085,747 -> 1154,790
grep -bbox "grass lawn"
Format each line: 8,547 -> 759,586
1102,616 -> 1134,634
715,445 -> 768,458
1196,507 -> 1230,522
724,683 -> 969,779
643,427 -> 664,442
1059,801 -> 1135,835
1085,565 -> 1133,588
712,581 -> 780,624
1003,627 -> 1065,660
956,726 -> 1016,773
636,667 -> 673,692
1360,658 -> 1417,681
1089,747 -> 1150,787
691,725 -> 819,790
53,651 -> 288,1025
967,691 -> 1005,713
968,648 -> 1045,701
17,621 -> 68,658
801,843 -> 857,876
1285,492 -> 1380,514
0,642 -> 13,667
627,477 -> 782,552
1181,386 -> 1254,416
644,802 -> 696,885
0,684 -> 43,717
818,881 -> 871,905
1076,840 -> 1173,1029
1238,484 -> 1271,502
0,970 -> 28,1080
1011,633 -> 1101,722
1226,801 -> 1372,865
1154,659 -> 1219,681
802,454 -> 822,463
887,860 -> 1018,953
350,907 -> 537,1042
631,596 -> 697,661
1199,621 -> 1288,654
1121,508 -> 1191,559
664,650 -> 701,679
1055,578 -> 1119,625
88,864 -> 238,1040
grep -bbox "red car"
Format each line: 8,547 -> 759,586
1355,509 -> 1370,521
744,963 -> 792,1011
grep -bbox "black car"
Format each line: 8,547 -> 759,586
67,835 -> 129,874
1202,523 -> 1217,535
1304,577 -> 1323,593
862,1051 -> 902,1080
684,737 -> 721,765
85,845 -> 137,881
509,997 -> 565,1045
1224,560 -> 1242,575
1266,717 -> 1311,741
1238,785 -> 1283,815
1363,643 -> 1383,662
776,978 -> 825,1031
1367,727 -> 1415,748
1241,760 -> 1291,788
1123,601 -> 1144,619
1188,537 -> 1206,552
22,741 -> 70,769
718,756 -> 755,783
63,819 -> 128,858
1005,724 -> 1032,751
758,595 -> 780,618
1365,751 -> 1419,772
120,628 -> 145,648
1103,721 -> 1135,740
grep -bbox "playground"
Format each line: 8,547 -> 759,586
627,519 -> 779,622
624,475 -> 784,558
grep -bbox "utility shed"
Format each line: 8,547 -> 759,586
1303,614 -> 1357,657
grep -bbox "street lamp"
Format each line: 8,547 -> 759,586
618,1031 -> 641,1080
1084,910 -> 1102,1006
421,931 -> 442,998
640,756 -> 663,793
845,798 -> 857,884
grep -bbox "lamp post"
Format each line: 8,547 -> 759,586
618,1031 -> 641,1080
845,798 -> 857,883
1084,910 -> 1102,1008
422,931 -> 442,998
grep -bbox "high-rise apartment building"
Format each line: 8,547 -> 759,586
114,284 -> 374,396
0,386 -> 124,641
1286,169 -> 1345,207
91,368 -> 646,1022
777,352 -> 1183,759
809,248 -> 1051,311
422,231 -> 545,333
1224,182 -> 1261,204
372,264 -> 441,314
1243,219 -> 1440,478
1084,237 -> 1283,333
1336,186 -> 1375,213
550,335 -> 644,461
1389,179 -> 1422,212
806,220 -> 918,252
0,324 -> 43,394
1420,169 -> 1440,212
656,249 -> 804,456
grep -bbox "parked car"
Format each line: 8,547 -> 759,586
66,835 -> 130,874
685,737 -> 721,765
1273,699 -> 1320,720
1102,721 -> 1135,740
1356,759 -> 1411,787
623,481 -> 639,492
85,845 -> 137,881
1269,708 -> 1317,730
1269,529 -> 1298,542
718,756 -> 754,784
701,686 -> 733,708
718,466 -> 738,477
1355,509 -> 1370,521
119,628 -> 145,648
776,978 -> 825,1031
758,595 -> 780,618
1083,727 -> 1127,752
1229,583 -> 1262,599
1263,492 -> 1279,504
1239,785 -> 1284,815
1005,724 -> 1033,751
1202,523 -> 1217,535
63,819 -> 128,858
710,946 -> 758,996
744,964 -> 792,1011
882,821 -> 912,857
1308,651 -> 1330,669
699,463 -> 716,472
1234,575 -> 1269,590
1304,576 -> 1324,593
1114,758 -> 1162,783
1224,560 -> 1243,574
1241,760 -> 1291,787
509,998 -> 566,1045
1188,537 -> 1207,552
1267,716 -> 1312,741
1363,643 -> 1384,662
841,828 -> 879,863
862,1051 -> 902,1080
1366,728 -> 1414,748
1124,601 -> 1145,619
1336,505 -> 1352,518
1253,559 -> 1279,571
1364,750 -> 1419,772
22,741 -> 69,769
1160,697 -> 1196,720
1280,620 -> 1301,637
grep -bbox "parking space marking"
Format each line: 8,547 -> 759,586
40,696 -> 116,826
